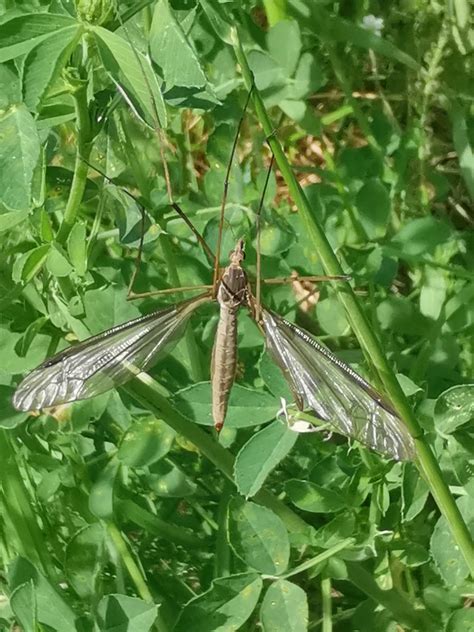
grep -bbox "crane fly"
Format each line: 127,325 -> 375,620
11,16 -> 415,462
12,231 -> 414,460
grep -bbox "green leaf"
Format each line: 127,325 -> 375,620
150,0 -> 207,89
258,350 -> 292,400
148,462 -> 197,497
434,385 -> 474,435
0,13 -> 77,63
67,222 -> 87,276
446,436 -> 474,497
390,217 -> 451,257
0,104 -> 41,211
172,383 -> 277,427
23,25 -> 82,112
12,244 -> 50,284
89,458 -> 119,520
227,498 -> 290,575
0,328 -> 50,376
97,594 -> 158,632
92,25 -> 167,128
65,523 -> 105,599
46,243 -> 73,277
174,573 -> 262,632
257,218 -> 295,255
267,20 -> 302,77
0,386 -> 29,429
15,316 -> 48,357
396,373 -> 422,398
8,558 -> 76,631
420,268 -> 447,320
0,61 -> 21,108
450,103 -> 474,200
355,179 -> 391,239
234,420 -> 297,497
0,208 -> 29,232
248,50 -> 286,91
83,285 -> 141,335
446,608 -> 474,632
117,417 -> 175,467
260,580 -> 308,632
285,479 -> 347,513
199,0 -> 233,45
10,580 -> 37,632
431,496 -> 473,586
316,295 -> 349,336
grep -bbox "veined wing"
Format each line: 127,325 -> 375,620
13,293 -> 211,412
261,309 -> 415,461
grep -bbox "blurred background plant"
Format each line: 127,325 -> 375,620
0,1 -> 472,631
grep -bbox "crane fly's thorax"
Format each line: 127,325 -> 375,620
217,265 -> 248,310
216,239 -> 249,310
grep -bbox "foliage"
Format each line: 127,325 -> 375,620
0,0 -> 473,631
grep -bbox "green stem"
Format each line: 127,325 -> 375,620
56,82 -> 93,244
116,499 -> 206,548
321,577 -> 332,632
232,31 -> 474,575
214,480 -> 232,578
106,522 -> 153,602
279,539 -> 354,580
0,431 -> 55,579
345,562 -> 432,630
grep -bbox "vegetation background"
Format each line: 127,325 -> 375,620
0,0 -> 473,630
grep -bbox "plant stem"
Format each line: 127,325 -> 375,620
321,577 -> 332,632
345,562 -> 432,630
56,82 -> 93,244
232,31 -> 474,576
106,522 -> 153,602
0,431 -> 56,579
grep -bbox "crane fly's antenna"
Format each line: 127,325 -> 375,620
212,86 -> 254,295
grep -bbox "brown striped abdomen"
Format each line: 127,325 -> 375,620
211,305 -> 238,431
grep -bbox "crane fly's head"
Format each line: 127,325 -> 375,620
229,239 -> 245,266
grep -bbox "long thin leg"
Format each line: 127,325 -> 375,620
212,86 -> 254,293
171,202 -> 215,265
127,285 -> 213,301
80,156 -> 150,299
127,198 -> 147,298
82,158 -> 214,298
263,274 -> 351,285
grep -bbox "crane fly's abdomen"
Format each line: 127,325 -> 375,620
211,242 -> 248,432
211,306 -> 238,432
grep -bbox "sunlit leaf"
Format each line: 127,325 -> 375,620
23,25 -> 82,112
0,104 -> 41,211
228,498 -> 290,575
175,573 -> 262,632
234,420 -> 297,497
260,580 -> 308,632
97,594 -> 158,632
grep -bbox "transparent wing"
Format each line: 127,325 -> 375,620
261,309 -> 415,461
13,294 -> 211,412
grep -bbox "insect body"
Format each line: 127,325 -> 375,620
211,239 -> 249,432
12,237 -> 415,461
